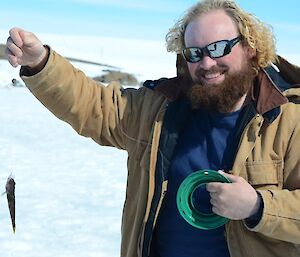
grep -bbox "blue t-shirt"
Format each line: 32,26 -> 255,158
150,107 -> 244,257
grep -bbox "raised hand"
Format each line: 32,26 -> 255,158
5,27 -> 47,68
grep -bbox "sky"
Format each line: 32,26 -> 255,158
0,0 -> 300,69
1,1 -> 299,40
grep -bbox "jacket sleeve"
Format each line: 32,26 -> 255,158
245,111 -> 300,244
20,48 -> 146,150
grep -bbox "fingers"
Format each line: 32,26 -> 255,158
9,27 -> 24,48
6,28 -> 25,67
208,186 -> 224,203
209,192 -> 227,217
206,182 -> 223,193
9,27 -> 37,49
211,205 -> 226,217
6,36 -> 23,56
5,43 -> 23,68
6,36 -> 24,67
5,47 -> 18,68
218,170 -> 241,183
205,172 -> 240,195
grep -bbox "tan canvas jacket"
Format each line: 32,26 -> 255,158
21,49 -> 300,257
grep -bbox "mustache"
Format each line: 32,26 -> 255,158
195,65 -> 228,78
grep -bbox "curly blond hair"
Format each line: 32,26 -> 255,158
166,0 -> 277,73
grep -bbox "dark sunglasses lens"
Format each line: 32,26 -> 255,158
183,48 -> 203,63
207,41 -> 229,58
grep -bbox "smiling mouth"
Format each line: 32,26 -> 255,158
195,67 -> 228,84
200,71 -> 226,84
203,72 -> 223,79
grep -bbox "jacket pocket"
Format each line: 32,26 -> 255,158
245,160 -> 283,189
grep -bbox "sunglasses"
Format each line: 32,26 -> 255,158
182,36 -> 241,63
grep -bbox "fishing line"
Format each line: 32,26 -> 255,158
176,169 -> 231,230
1,78 -> 17,237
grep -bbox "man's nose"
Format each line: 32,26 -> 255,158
198,55 -> 217,70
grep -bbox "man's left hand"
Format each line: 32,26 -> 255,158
206,171 -> 261,220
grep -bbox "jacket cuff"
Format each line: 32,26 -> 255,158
20,45 -> 50,77
244,191 -> 264,228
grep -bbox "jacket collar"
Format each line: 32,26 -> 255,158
251,68 -> 288,115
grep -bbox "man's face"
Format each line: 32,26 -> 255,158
183,10 -> 254,112
184,10 -> 252,84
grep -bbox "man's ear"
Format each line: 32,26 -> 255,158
176,54 -> 189,76
176,53 -> 193,84
246,45 -> 256,59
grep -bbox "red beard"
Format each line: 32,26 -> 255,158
188,64 -> 254,113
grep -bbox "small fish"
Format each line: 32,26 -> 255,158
5,175 -> 16,233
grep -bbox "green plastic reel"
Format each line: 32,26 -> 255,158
176,169 -> 231,230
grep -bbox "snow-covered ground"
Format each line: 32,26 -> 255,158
0,31 -> 179,257
0,63 -> 130,257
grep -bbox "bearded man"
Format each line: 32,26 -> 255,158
5,0 -> 300,256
